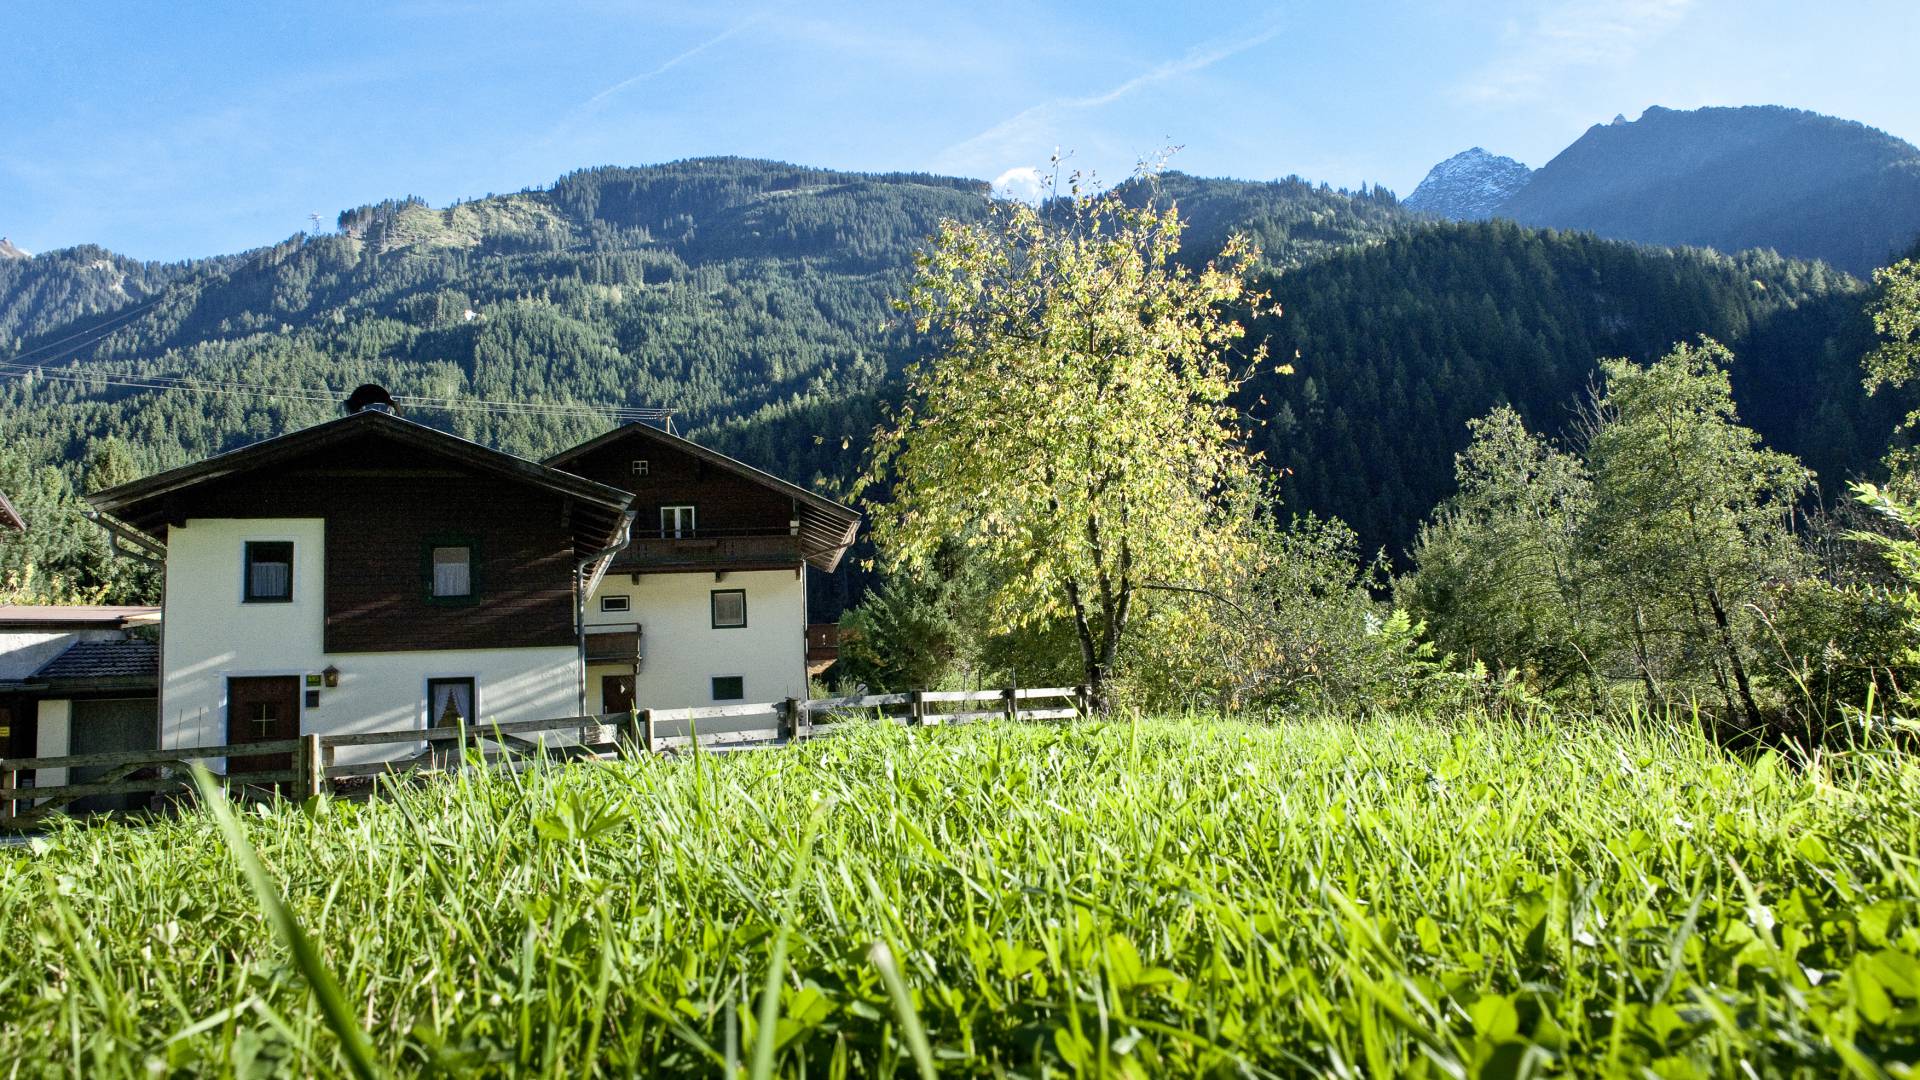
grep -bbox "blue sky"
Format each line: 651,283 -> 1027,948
4,0 -> 1916,261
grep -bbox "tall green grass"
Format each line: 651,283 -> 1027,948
2,715 -> 1917,1077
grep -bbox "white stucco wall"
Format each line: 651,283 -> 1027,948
162,518 -> 581,765
586,568 -> 807,712
35,698 -> 70,788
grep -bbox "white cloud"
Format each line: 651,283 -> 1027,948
991,165 -> 1048,203
1458,0 -> 1696,105
935,17 -> 1284,176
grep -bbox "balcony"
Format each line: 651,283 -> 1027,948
585,624 -> 643,664
612,528 -> 805,573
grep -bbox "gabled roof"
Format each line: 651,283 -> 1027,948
0,488 -> 23,532
544,422 -> 861,572
33,639 -> 158,682
87,409 -> 636,559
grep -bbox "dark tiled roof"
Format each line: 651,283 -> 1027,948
33,640 -> 159,682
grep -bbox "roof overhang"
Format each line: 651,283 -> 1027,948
0,605 -> 161,630
0,488 -> 23,532
88,410 -> 636,559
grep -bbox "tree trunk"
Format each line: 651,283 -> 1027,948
1063,578 -> 1106,712
1706,586 -> 1766,733
1629,606 -> 1662,706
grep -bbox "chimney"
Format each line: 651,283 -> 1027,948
344,383 -> 400,416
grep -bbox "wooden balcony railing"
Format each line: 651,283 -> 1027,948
585,624 -> 642,664
614,529 -> 804,572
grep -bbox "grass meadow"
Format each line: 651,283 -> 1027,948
2,715 -> 1918,1077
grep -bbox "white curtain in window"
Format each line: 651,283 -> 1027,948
250,560 -> 289,598
430,681 -> 474,726
433,547 -> 471,596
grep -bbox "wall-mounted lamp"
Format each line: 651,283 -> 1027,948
322,665 -> 341,688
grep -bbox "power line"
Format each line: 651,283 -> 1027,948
0,243 -> 674,426
0,242 -> 295,371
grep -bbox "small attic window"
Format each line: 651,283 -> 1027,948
631,459 -> 650,476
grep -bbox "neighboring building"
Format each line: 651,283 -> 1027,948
81,387 -> 859,773
543,422 -> 860,713
0,605 -> 161,810
87,390 -> 636,769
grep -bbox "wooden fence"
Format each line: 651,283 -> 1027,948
0,686 -> 1087,828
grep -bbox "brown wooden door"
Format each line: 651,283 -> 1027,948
602,674 -> 635,714
227,676 -> 300,778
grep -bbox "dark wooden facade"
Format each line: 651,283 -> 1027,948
545,424 -> 860,574
89,414 -> 634,655
563,437 -> 796,536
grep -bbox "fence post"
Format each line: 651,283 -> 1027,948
909,690 -> 925,727
2,766 -> 15,822
781,697 -> 800,742
1003,686 -> 1018,723
621,707 -> 639,758
639,708 -> 655,755
1075,684 -> 1091,716
300,734 -> 324,800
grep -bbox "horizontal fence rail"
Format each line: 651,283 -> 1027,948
1,686 -> 1088,827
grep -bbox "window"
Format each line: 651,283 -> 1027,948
711,675 -> 744,701
660,504 -> 695,538
631,459 -> 650,476
711,588 -> 746,629
244,542 -> 293,603
430,545 -> 472,598
427,678 -> 476,727
600,594 -> 631,613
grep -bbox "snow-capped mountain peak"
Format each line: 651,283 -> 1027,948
1404,148 -> 1533,220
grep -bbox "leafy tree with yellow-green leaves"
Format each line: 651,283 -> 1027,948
862,168 -> 1277,709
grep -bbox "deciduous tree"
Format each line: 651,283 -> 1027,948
863,169 -> 1275,708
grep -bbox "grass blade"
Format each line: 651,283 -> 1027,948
189,766 -> 383,1080
869,940 -> 937,1080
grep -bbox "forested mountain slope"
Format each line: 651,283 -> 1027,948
0,156 -> 1903,603
1493,106 -> 1920,276
0,160 -> 1412,480
0,245 -> 195,344
1244,221 -> 1887,556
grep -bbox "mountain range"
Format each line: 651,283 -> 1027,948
1407,105 -> 1920,275
1,105 -> 1915,610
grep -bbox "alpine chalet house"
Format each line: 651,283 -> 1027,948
86,387 -> 635,768
84,386 -> 859,771
543,422 -> 859,714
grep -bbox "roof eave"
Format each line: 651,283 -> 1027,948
88,411 -> 635,534
544,422 -> 861,525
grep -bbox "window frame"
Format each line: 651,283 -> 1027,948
599,594 -> 632,613
631,459 -> 650,477
660,504 -> 696,539
422,535 -> 480,606
426,676 -> 478,728
710,675 -> 745,701
242,541 -> 295,604
710,588 -> 747,629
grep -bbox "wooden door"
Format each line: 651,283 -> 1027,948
602,674 -> 635,715
227,676 -> 300,778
